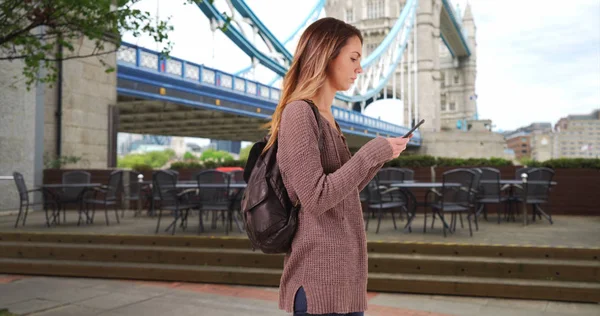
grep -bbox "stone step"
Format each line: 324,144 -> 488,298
2,231 -> 599,261
1,241 -> 598,283
0,257 -> 598,303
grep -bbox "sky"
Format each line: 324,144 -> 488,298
122,0 -> 600,139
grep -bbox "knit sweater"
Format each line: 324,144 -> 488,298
276,100 -> 394,314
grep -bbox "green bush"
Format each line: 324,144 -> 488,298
183,151 -> 197,161
385,155 -> 437,168
117,149 -> 176,169
538,158 -> 600,169
239,144 -> 253,161
200,149 -> 234,162
384,155 -> 512,168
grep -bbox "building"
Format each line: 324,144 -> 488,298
505,132 -> 531,160
504,123 -> 553,161
326,0 -> 478,131
553,109 -> 600,158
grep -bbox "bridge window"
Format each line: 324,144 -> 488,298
449,102 -> 456,111
454,74 -> 460,85
441,103 -> 446,111
441,93 -> 447,107
345,8 -> 354,22
367,0 -> 384,19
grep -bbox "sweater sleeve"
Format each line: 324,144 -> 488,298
357,163 -> 384,192
277,100 -> 393,216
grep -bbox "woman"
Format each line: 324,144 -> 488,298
265,17 -> 411,315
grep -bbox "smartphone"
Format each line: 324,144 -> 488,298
402,119 -> 425,138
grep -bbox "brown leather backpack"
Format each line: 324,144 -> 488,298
241,100 -> 323,254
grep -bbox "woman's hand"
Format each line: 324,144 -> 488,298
386,134 -> 412,158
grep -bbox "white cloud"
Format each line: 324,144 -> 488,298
453,0 -> 600,130
123,0 -> 600,132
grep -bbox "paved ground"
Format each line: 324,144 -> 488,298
1,211 -> 599,248
1,274 -> 599,316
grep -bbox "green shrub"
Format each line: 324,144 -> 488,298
183,151 -> 196,161
385,155 -> 437,168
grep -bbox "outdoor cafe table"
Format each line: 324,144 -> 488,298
389,181 -> 461,232
40,183 -> 102,225
479,179 -> 557,226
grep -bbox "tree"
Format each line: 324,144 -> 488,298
239,143 -> 253,161
200,149 -> 233,162
0,0 -> 201,88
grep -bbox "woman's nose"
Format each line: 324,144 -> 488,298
356,65 -> 363,74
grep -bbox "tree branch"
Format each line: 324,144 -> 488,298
0,20 -> 42,46
0,47 -> 119,61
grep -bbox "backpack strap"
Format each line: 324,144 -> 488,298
302,99 -> 325,151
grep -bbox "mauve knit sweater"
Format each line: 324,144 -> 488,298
277,100 -> 394,314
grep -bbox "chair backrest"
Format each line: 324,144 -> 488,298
398,168 -> 414,180
195,170 -> 231,205
229,170 -> 245,184
441,168 -> 476,206
128,171 -> 141,198
62,170 -> 91,200
470,168 -> 482,196
363,176 -> 383,203
377,168 -> 405,185
105,170 -> 123,200
525,167 -> 554,201
478,167 -> 502,201
152,170 -> 178,205
12,172 -> 29,203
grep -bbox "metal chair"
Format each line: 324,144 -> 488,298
12,172 -> 57,227
515,167 -> 555,224
475,167 -> 508,224
154,170 -> 194,235
59,170 -> 91,223
363,175 -> 410,234
83,170 -> 123,226
195,170 -> 241,235
427,168 -> 477,237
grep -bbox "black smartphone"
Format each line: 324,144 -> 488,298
402,119 -> 425,138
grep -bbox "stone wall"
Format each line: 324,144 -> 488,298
418,130 -> 508,158
43,37 -> 117,169
0,59 -> 38,211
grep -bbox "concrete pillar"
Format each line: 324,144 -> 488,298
416,0 -> 442,132
0,59 -> 40,211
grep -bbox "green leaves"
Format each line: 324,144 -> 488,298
0,0 -> 200,89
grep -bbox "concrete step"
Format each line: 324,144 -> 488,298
1,241 -> 598,283
0,257 -> 598,303
368,272 -> 600,303
2,231 -> 599,260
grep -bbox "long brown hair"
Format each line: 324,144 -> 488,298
262,17 -> 362,153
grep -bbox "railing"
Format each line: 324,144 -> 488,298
117,42 -> 419,140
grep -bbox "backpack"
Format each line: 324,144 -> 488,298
241,100 -> 323,254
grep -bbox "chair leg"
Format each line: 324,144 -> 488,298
431,215 -> 436,229
114,204 -> 120,224
22,203 -> 30,226
14,201 -> 23,228
459,212 -> 464,229
467,212 -> 473,237
198,210 -> 205,234
473,207 -> 479,231
171,209 -> 178,235
376,209 -> 383,234
104,204 -> 110,226
423,208 -> 427,233
364,211 -> 370,231
391,209 -> 397,230
155,209 -> 163,234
